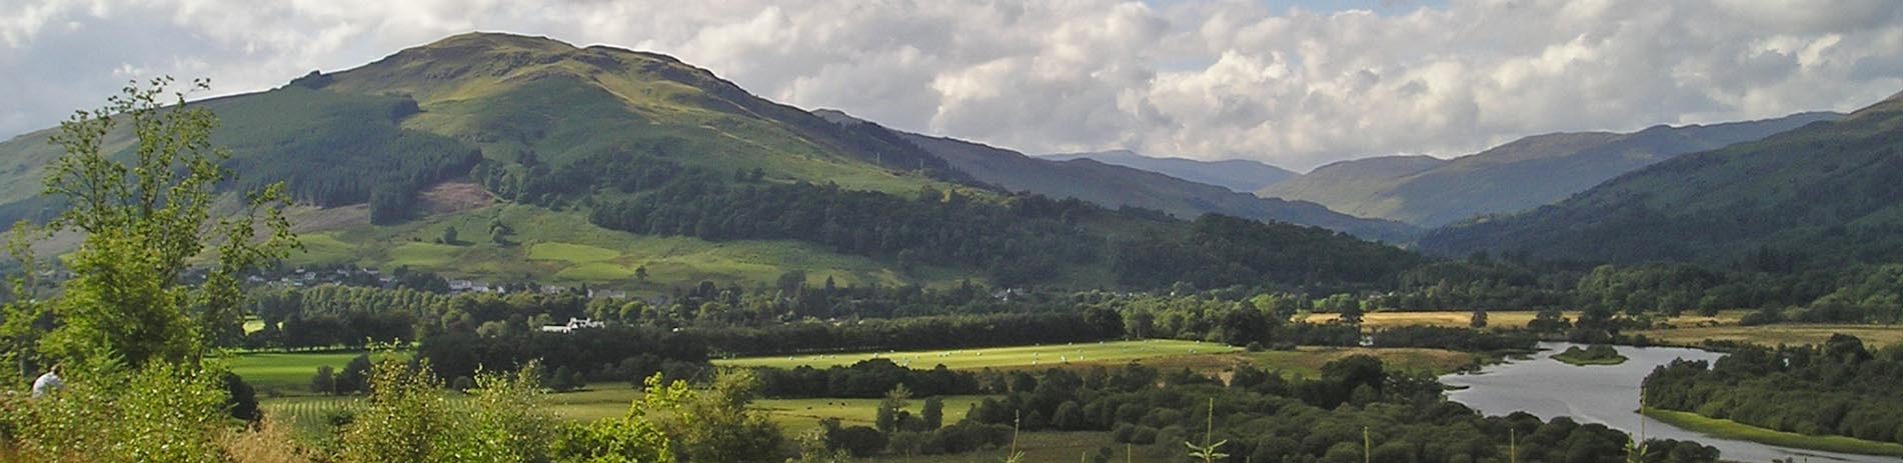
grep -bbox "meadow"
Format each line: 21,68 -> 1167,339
1301,310 -> 1752,330
1644,409 -> 1903,457
1632,324 -> 1903,348
227,350 -> 374,396
713,339 -> 1239,371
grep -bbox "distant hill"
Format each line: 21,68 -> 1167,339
1036,150 -> 1296,193
1258,112 -> 1842,227
1420,92 -> 1903,266
0,32 -> 1417,290
816,110 -> 1416,243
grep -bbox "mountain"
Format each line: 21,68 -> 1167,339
1257,112 -> 1842,227
1419,92 -> 1903,266
1255,155 -> 1450,220
0,32 -> 1415,290
815,110 -> 1416,243
1035,150 -> 1296,193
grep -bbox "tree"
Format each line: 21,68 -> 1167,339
1470,308 -> 1489,329
877,383 -> 912,433
5,77 -> 297,369
921,395 -> 945,430
441,226 -> 459,245
635,265 -> 649,282
311,365 -> 338,395
338,354 -> 373,394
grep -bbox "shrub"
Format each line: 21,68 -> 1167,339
3,362 -> 232,463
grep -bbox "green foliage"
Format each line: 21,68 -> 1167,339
1,362 -> 232,462
5,77 -> 296,369
336,355 -> 558,463
1645,334 -> 1903,446
1554,345 -> 1628,366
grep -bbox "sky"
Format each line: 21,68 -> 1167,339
2,0 -> 1900,171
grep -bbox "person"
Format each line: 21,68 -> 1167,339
31,363 -> 63,398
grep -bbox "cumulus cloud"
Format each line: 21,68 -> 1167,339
1,0 -> 1900,170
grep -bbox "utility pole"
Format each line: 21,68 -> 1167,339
1363,426 -> 1372,463
1510,427 -> 1518,463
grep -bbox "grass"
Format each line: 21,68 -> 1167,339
527,242 -> 620,263
1633,324 -> 1903,348
284,204 -> 965,291
713,340 -> 1239,371
227,351 -> 372,396
1644,409 -> 1903,457
1551,346 -> 1627,366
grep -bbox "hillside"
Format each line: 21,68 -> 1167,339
1036,149 -> 1296,193
1419,92 -> 1903,265
1258,113 -> 1841,227
816,110 -> 1416,243
0,32 -> 1417,290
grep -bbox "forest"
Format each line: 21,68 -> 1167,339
1644,334 -> 1903,444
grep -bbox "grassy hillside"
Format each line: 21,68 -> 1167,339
1037,149 -> 1296,193
1420,93 -> 1903,265
0,32 -> 1420,291
1260,113 -> 1840,227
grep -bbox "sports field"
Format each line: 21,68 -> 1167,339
713,339 -> 1239,370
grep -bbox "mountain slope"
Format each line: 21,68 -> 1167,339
1258,112 -> 1841,227
1420,92 -> 1903,265
1255,155 -> 1450,220
0,32 -> 1417,291
816,110 -> 1416,243
1036,150 -> 1296,192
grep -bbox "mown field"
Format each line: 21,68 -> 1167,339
227,351 -> 374,396
1632,324 -> 1903,348
1302,310 -> 1752,330
714,340 -> 1239,371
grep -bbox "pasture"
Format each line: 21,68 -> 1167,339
713,339 -> 1239,371
1302,310 -> 1752,330
227,350 -> 373,395
1633,324 -> 1903,348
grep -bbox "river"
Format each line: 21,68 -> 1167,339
1439,342 -> 1895,463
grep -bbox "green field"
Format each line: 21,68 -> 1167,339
227,351 -> 374,395
1645,409 -> 1903,457
714,340 -> 1239,371
283,204 -> 972,290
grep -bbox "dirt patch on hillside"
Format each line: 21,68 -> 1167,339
288,204 -> 370,233
421,181 -> 494,215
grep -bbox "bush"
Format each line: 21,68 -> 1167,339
2,362 -> 232,462
336,356 -> 559,463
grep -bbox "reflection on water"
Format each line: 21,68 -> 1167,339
1439,342 -> 1893,463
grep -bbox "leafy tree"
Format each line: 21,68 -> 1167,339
440,226 -> 458,245
921,396 -> 945,430
1470,307 -> 1489,328
4,77 -> 296,369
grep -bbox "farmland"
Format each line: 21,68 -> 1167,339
713,339 -> 1239,371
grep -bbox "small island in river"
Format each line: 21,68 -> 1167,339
1553,345 -> 1628,366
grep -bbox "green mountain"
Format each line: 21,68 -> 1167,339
1036,149 -> 1296,193
0,32 -> 1415,290
1420,91 -> 1903,266
1258,112 -> 1841,227
814,110 -> 1415,243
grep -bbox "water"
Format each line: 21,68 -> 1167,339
1440,342 -> 1896,463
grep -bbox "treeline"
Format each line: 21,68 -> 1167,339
418,326 -> 709,384
754,359 -> 980,398
682,311 -> 1123,356
814,356 -> 1720,462
1645,334 -> 1903,444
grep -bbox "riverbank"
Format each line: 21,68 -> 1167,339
1642,409 -> 1903,458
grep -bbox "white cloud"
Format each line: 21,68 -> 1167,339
0,0 -> 1899,170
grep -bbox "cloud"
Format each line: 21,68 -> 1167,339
1,0 -> 1899,170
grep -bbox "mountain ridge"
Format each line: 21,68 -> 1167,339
1035,149 -> 1296,193
1257,111 -> 1843,227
